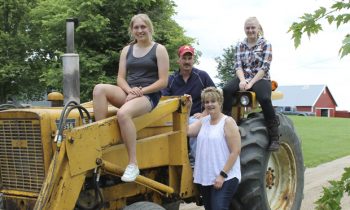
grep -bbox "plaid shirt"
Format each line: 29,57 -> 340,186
233,36 -> 272,81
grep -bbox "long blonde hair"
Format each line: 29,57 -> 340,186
129,14 -> 154,43
245,17 -> 264,37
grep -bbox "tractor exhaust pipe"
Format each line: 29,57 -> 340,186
62,18 -> 80,104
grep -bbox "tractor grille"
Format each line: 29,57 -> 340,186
0,118 -> 45,193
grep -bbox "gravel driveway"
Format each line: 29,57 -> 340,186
180,155 -> 350,210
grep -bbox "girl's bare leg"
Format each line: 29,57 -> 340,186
118,96 -> 152,181
92,84 -> 126,120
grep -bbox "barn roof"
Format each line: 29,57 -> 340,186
273,85 -> 337,107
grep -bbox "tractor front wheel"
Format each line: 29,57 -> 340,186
123,201 -> 165,210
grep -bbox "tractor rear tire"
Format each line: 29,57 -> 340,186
232,113 -> 304,210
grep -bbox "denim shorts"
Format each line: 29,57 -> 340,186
144,91 -> 161,110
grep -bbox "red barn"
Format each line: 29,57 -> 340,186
273,85 -> 338,117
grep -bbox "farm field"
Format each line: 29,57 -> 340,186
289,115 -> 350,167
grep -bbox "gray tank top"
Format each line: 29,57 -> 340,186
126,43 -> 159,88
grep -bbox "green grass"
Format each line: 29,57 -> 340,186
287,116 -> 350,168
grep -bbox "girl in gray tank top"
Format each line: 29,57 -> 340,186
126,43 -> 159,88
92,14 -> 169,183
126,43 -> 161,109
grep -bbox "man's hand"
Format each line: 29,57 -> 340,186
184,94 -> 192,109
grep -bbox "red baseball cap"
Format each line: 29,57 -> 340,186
178,45 -> 195,57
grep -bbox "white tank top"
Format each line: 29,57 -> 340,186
193,115 -> 241,186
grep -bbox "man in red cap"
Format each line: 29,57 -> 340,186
162,45 -> 215,116
162,45 -> 215,165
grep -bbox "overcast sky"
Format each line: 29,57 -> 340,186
173,0 -> 350,110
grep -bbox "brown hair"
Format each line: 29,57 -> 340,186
129,14 -> 154,43
201,87 -> 224,106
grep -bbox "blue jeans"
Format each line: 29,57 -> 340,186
199,178 -> 239,210
189,116 -> 198,166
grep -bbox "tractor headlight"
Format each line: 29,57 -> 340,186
240,95 -> 250,106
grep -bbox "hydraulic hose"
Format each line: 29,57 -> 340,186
75,167 -> 104,210
55,100 -> 92,150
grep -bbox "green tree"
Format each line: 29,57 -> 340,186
1,0 -> 194,103
288,1 -> 350,58
288,2 -> 350,209
215,44 -> 236,88
30,0 -> 194,102
0,0 -> 47,104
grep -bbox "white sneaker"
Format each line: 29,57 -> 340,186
121,164 -> 139,182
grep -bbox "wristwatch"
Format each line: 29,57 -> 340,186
220,170 -> 228,178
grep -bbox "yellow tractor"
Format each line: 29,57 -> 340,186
0,90 -> 304,210
0,19 -> 304,210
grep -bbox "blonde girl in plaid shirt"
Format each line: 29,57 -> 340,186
222,17 -> 280,151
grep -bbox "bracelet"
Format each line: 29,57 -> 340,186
220,170 -> 228,178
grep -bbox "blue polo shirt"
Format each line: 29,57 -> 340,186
161,68 -> 215,116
